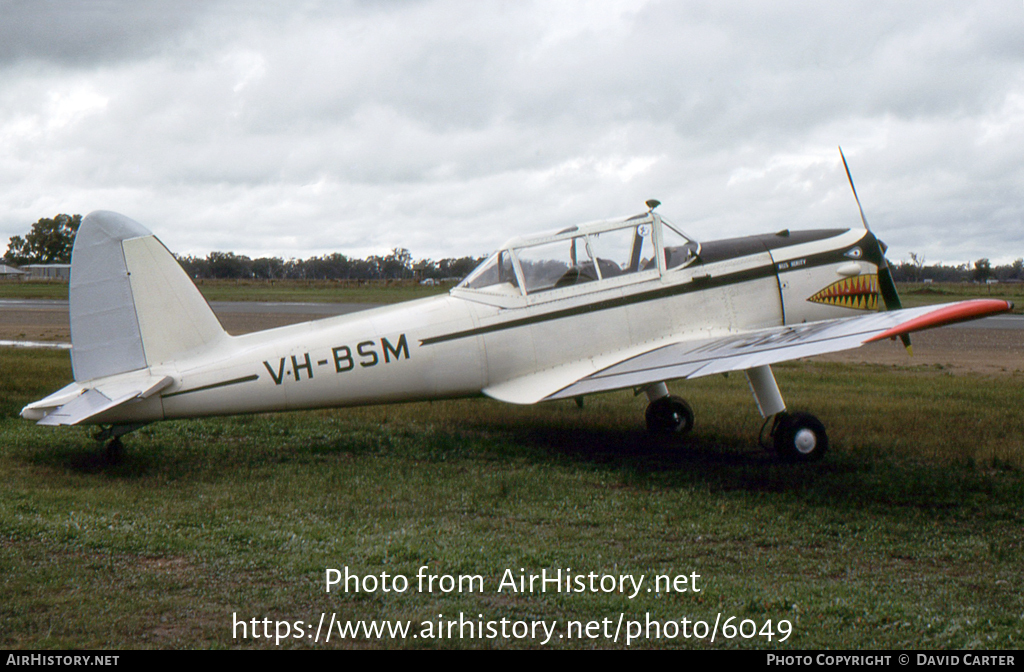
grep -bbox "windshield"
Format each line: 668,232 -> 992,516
458,250 -> 519,292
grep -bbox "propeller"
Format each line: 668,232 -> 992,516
838,147 -> 912,354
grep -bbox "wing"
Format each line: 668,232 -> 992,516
484,299 -> 1013,404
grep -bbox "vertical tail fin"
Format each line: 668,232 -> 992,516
70,211 -> 227,381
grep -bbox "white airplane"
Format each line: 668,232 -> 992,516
20,175 -> 1013,463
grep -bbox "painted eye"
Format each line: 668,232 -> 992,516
844,247 -> 862,259
637,224 -> 652,237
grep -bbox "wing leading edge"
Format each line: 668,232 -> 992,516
483,299 -> 1013,405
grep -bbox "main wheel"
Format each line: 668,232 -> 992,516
645,395 -> 694,436
772,412 -> 828,461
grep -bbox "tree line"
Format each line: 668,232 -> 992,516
3,214 -> 482,282
4,214 -> 1023,283
174,249 -> 483,281
889,254 -> 1024,283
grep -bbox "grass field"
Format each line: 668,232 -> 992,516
1,348 -> 1022,649
0,279 -> 450,304
898,282 -> 1024,313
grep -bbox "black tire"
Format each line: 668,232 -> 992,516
773,412 -> 828,462
105,437 -> 124,465
645,395 -> 695,436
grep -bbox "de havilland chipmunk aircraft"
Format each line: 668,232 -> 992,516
20,165 -> 1014,462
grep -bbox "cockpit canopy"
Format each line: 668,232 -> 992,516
458,211 -> 699,297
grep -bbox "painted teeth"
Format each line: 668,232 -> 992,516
808,274 -> 880,310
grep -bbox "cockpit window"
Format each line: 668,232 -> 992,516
516,236 -> 594,293
588,224 -> 656,275
661,220 -> 700,270
459,250 -> 519,293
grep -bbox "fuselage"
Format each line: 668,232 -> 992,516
94,224 -> 880,425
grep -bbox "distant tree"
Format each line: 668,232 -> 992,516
3,214 -> 81,265
375,247 -> 411,279
251,256 -> 285,280
438,256 -> 485,280
300,253 -> 346,280
908,252 -> 926,282
175,254 -> 209,278
973,258 -> 992,282
415,259 -> 438,280
1011,258 -> 1024,281
206,251 -> 252,279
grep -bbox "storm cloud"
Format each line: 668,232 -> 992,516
1,0 -> 1022,264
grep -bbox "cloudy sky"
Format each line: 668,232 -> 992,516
1,1 -> 1022,265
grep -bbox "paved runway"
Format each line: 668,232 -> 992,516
0,298 -> 383,342
0,298 -> 380,316
946,314 -> 1024,330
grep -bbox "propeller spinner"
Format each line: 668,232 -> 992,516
839,147 -> 911,353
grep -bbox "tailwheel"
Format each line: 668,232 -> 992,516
645,395 -> 694,437
93,424 -> 146,464
105,437 -> 124,464
772,412 -> 828,462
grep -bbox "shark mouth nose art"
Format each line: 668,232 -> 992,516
807,274 -> 880,310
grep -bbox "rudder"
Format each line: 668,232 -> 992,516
70,211 -> 227,381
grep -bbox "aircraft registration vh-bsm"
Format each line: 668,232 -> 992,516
20,154 -> 1013,462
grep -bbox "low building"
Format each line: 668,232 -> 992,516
0,263 -> 27,278
21,264 -> 71,280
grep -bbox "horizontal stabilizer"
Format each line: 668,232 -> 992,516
35,389 -> 138,426
21,373 -> 173,426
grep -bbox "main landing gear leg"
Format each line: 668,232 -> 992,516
643,382 -> 694,437
746,365 -> 828,461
